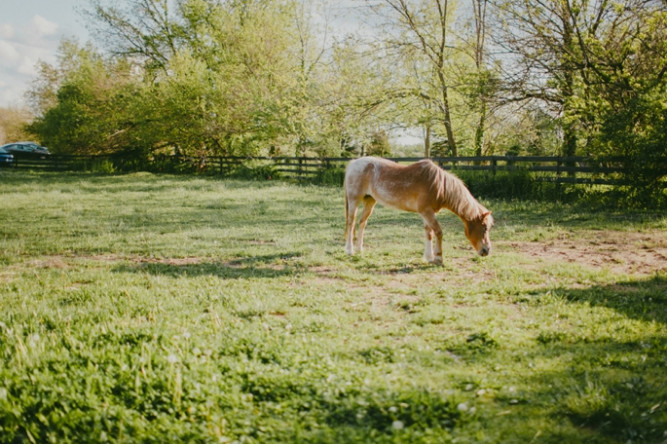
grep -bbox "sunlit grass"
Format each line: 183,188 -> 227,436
0,170 -> 665,443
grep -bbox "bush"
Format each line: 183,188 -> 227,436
312,167 -> 346,186
452,169 -> 562,201
230,163 -> 280,181
91,159 -> 116,174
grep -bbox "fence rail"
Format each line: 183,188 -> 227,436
6,154 -> 666,187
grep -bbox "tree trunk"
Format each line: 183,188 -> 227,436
474,101 -> 486,157
424,124 -> 431,158
440,78 -> 457,156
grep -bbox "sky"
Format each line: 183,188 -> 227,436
0,0 -> 90,108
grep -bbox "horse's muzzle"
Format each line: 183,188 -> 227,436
479,246 -> 490,256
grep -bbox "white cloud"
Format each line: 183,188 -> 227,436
0,71 -> 27,107
0,14 -> 63,106
30,15 -> 59,38
0,23 -> 15,39
0,40 -> 20,65
17,54 -> 41,76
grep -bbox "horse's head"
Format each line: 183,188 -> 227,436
464,211 -> 494,256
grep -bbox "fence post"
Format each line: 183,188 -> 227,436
556,158 -> 562,196
507,156 -> 515,171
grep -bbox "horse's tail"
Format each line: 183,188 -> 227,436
343,174 -> 348,240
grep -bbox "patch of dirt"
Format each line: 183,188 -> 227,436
504,230 -> 666,276
138,256 -> 206,266
26,256 -> 70,269
11,255 -> 208,272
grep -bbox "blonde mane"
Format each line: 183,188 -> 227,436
419,160 -> 485,221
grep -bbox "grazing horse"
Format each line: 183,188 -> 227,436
344,157 -> 493,264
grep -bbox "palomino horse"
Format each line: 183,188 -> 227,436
344,157 -> 493,264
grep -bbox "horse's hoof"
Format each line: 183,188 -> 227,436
429,257 -> 443,265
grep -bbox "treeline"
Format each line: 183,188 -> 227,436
18,0 -> 667,189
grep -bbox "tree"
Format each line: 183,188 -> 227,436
369,0 -> 460,156
84,0 -> 181,77
493,0 -> 666,161
27,41 -> 138,154
460,0 -> 498,156
0,106 -> 33,144
81,0 -> 334,157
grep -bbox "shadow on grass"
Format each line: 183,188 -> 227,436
558,274 -> 666,324
518,335 -> 667,443
505,275 -> 667,442
113,252 -> 303,279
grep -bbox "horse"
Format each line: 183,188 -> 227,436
344,156 -> 493,264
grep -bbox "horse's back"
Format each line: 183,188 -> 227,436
345,156 -> 394,175
345,157 -> 396,191
345,157 -> 433,212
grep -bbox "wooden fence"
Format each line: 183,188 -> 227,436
6,154 -> 666,187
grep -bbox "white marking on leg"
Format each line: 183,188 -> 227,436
421,211 -> 443,265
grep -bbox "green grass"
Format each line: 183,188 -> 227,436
0,170 -> 665,443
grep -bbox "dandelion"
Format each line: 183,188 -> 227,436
167,353 -> 179,364
392,420 -> 404,430
457,402 -> 469,412
28,333 -> 40,347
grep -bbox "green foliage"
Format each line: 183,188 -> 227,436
19,0 -> 666,191
367,130 -> 391,157
0,106 -> 33,144
495,0 -> 666,189
452,169 -> 560,201
230,163 -> 280,180
91,158 -> 117,174
312,166 -> 346,186
452,167 -> 666,209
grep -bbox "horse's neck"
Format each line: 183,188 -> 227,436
439,180 -> 481,222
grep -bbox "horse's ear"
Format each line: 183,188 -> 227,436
482,211 -> 493,225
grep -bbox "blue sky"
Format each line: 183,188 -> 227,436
0,0 -> 90,107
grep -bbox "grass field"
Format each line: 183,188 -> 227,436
0,170 -> 665,443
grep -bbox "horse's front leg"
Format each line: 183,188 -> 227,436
423,226 -> 434,262
421,211 -> 443,265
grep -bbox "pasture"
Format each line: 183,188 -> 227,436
0,170 -> 665,443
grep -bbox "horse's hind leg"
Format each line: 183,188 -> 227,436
356,196 -> 376,253
345,194 -> 360,255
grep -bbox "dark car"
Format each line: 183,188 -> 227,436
0,146 -> 13,166
1,142 -> 51,159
